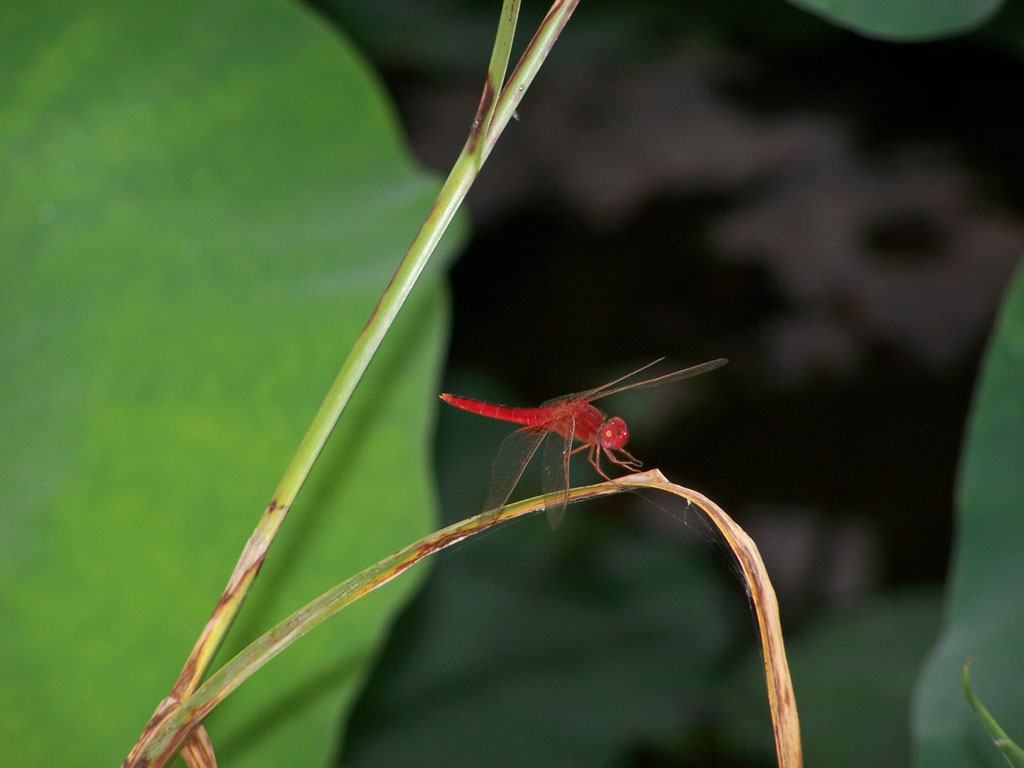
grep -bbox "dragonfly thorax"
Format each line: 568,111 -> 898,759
598,416 -> 629,450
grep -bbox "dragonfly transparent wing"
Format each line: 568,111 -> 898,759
481,425 -> 548,520
585,358 -> 728,402
540,416 -> 575,529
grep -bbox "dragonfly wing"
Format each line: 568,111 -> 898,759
546,358 -> 666,405
540,415 -> 575,530
586,358 -> 728,402
482,426 -> 548,520
542,357 -> 726,407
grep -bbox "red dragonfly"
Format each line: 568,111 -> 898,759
440,357 -> 727,528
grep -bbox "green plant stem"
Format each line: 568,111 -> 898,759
483,0 -> 579,162
165,0 -> 538,703
122,4 -> 583,764
479,0 -> 520,138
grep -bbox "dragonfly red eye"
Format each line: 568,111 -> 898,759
599,417 -> 629,450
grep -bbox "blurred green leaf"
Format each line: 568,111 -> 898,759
0,2 -> 462,766
786,0 -> 1002,40
912,263 -> 1024,768
962,663 -> 1024,767
723,589 -> 943,767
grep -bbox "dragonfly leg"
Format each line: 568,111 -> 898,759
605,445 -> 642,471
587,443 -> 618,482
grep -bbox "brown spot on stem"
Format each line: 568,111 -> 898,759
176,656 -> 199,693
266,499 -> 288,516
467,75 -> 496,152
361,266 -> 398,332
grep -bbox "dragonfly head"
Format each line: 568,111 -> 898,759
598,416 -> 629,450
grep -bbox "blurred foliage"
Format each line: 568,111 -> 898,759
724,589 -> 944,766
912,264 -> 1024,768
787,0 -> 1002,41
0,1 -> 462,766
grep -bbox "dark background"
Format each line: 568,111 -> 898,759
310,1 -> 1024,765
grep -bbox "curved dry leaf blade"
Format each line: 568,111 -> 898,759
135,470 -> 800,768
615,471 -> 803,768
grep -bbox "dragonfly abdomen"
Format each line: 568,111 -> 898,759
439,394 -> 554,427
